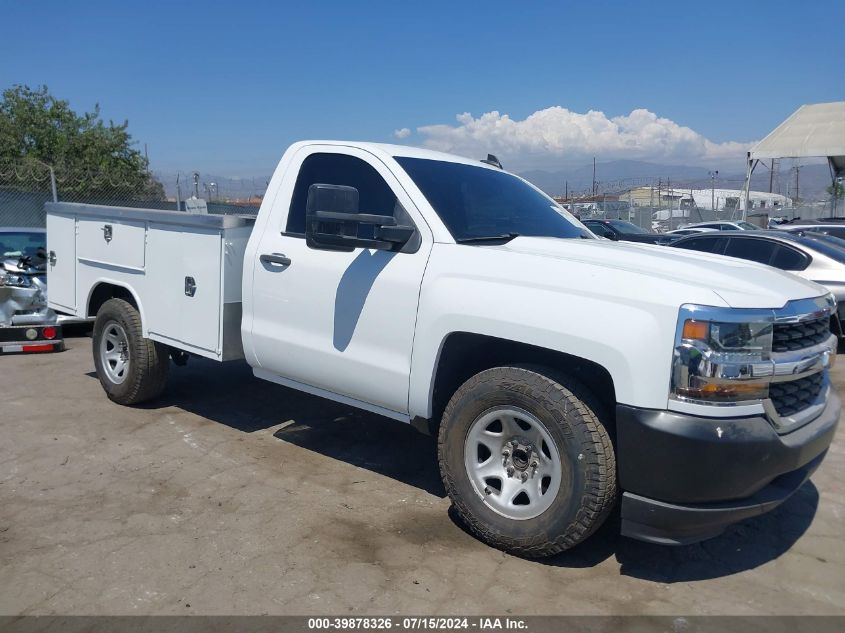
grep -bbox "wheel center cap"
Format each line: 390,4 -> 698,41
503,438 -> 536,476
512,447 -> 530,470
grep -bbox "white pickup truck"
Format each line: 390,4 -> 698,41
46,141 -> 840,557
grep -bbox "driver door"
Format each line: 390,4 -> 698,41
248,147 -> 432,417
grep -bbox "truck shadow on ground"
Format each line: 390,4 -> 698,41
114,356 -> 446,497
96,354 -> 821,583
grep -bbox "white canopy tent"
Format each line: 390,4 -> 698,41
741,101 -> 845,219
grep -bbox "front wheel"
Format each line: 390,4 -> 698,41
438,366 -> 617,558
92,298 -> 169,405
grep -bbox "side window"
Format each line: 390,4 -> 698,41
772,245 -> 810,271
724,238 -> 777,265
587,223 -> 614,238
286,153 -> 402,235
721,224 -> 739,230
675,236 -> 724,254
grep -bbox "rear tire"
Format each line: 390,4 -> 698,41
438,365 -> 617,558
92,298 -> 169,405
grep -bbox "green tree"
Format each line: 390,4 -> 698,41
827,181 -> 844,200
0,84 -> 164,199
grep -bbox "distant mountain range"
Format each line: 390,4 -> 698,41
519,159 -> 834,201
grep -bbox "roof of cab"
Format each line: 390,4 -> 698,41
292,140 -> 504,171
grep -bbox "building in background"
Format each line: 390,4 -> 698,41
620,186 -> 791,212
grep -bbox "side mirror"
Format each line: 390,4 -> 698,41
305,184 -> 414,252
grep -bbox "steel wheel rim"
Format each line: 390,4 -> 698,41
100,320 -> 130,385
464,406 -> 562,520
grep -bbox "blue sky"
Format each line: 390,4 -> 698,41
1,0 -> 842,175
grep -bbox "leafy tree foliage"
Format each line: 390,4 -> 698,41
0,85 -> 164,199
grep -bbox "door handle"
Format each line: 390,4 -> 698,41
260,253 -> 291,266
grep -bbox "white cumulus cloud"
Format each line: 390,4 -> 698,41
408,107 -> 751,169
393,127 -> 412,140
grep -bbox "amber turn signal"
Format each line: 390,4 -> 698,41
682,319 -> 709,341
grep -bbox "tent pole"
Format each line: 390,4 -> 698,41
741,153 -> 755,222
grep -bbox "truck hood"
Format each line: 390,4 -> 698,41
489,236 -> 827,309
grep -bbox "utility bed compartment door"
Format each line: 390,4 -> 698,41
45,213 -> 77,312
145,225 -> 222,354
77,218 -> 146,270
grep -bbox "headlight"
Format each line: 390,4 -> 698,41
0,272 -> 32,288
671,307 -> 774,404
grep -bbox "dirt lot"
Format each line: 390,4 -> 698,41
1,334 -> 844,616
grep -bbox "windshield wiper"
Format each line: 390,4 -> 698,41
455,233 -> 520,244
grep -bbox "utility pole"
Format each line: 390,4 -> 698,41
709,170 -> 719,213
795,165 -> 801,205
657,179 -> 662,211
592,157 -> 596,197
668,178 -> 673,229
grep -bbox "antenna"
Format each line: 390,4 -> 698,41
481,154 -> 503,169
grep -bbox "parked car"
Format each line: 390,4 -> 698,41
670,229 -> 845,337
0,227 -> 63,353
47,141 -> 839,557
679,220 -> 760,231
664,227 -> 719,237
582,218 -> 674,244
775,219 -> 845,241
0,227 -> 90,328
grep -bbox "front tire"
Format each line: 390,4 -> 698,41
92,298 -> 169,405
438,366 -> 617,558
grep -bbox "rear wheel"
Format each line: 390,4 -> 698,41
438,365 -> 617,558
92,298 -> 169,405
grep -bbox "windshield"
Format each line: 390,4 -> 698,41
737,221 -> 758,230
607,219 -> 650,234
395,157 -> 590,241
0,231 -> 45,258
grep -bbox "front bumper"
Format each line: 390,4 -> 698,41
616,389 -> 839,545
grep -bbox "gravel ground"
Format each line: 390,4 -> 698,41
1,334 -> 843,615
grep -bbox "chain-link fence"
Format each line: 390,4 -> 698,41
0,161 -> 263,227
558,176 -> 843,232
0,162 -> 55,227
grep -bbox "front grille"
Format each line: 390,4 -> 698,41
772,316 -> 830,352
770,372 -> 825,417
